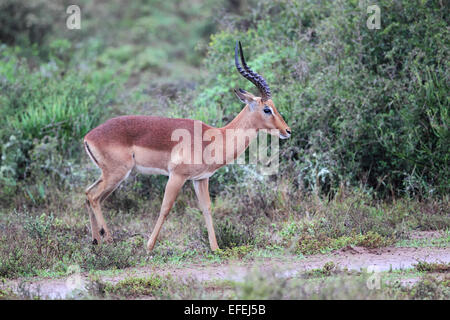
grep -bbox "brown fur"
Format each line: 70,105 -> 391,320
84,94 -> 290,251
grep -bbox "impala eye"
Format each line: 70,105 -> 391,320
263,106 -> 272,114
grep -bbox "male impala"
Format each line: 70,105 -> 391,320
84,41 -> 291,251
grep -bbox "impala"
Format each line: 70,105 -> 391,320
84,41 -> 291,251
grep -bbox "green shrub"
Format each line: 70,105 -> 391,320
204,218 -> 254,249
82,241 -> 143,271
0,0 -> 62,47
409,275 -> 450,300
214,245 -> 253,259
304,261 -> 338,278
0,44 -> 116,205
193,0 -> 449,198
104,276 -> 168,298
0,212 -> 81,278
414,261 -> 450,273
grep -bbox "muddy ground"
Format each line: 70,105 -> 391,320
3,231 -> 449,299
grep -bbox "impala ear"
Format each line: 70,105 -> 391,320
234,88 -> 257,110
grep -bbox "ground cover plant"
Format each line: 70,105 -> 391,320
0,0 -> 448,300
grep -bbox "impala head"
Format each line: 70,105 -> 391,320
234,41 -> 291,139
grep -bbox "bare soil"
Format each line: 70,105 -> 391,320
4,244 -> 448,299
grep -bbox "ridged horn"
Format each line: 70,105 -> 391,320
234,41 -> 271,101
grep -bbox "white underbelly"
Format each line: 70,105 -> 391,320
135,165 -> 169,176
190,171 -> 215,180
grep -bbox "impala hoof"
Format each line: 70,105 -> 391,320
146,240 -> 155,252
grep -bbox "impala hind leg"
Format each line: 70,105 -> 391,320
193,178 -> 219,251
147,174 -> 187,251
85,178 -> 102,244
86,168 -> 131,243
86,199 -> 101,245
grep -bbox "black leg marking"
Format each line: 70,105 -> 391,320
100,228 -> 105,236
85,141 -> 100,166
92,239 -> 98,245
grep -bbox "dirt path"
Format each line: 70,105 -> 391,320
4,245 -> 449,299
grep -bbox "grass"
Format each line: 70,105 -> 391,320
222,271 -> 450,300
296,231 -> 394,255
0,0 -> 448,301
303,261 -> 341,278
84,275 -> 231,300
0,186 -> 448,280
102,276 -> 169,298
395,231 -> 450,248
402,275 -> 450,300
1,256 -> 449,300
413,261 -> 450,273
213,245 -> 254,260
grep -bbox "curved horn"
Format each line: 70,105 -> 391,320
235,41 -> 271,101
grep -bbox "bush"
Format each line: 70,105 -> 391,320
193,0 -> 449,198
0,0 -> 62,47
103,276 -> 168,298
202,218 -> 253,249
82,241 -> 144,271
0,44 -> 115,206
409,275 -> 450,300
0,212 -> 82,278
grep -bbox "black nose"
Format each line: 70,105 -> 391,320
286,129 -> 291,135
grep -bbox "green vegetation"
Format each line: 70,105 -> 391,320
295,231 -> 393,255
303,261 -> 340,278
0,211 -> 147,278
197,0 -> 449,198
102,276 -> 169,298
0,0 -> 448,300
396,231 -> 449,248
2,271 -> 449,300
413,261 -> 450,273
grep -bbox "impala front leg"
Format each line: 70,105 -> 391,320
147,173 -> 187,251
193,178 -> 219,251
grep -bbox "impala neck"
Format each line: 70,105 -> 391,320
222,105 -> 256,131
220,105 -> 259,164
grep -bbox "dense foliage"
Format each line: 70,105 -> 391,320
0,0 -> 221,205
194,0 -> 449,198
0,0 -> 448,203
0,1 -> 448,285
